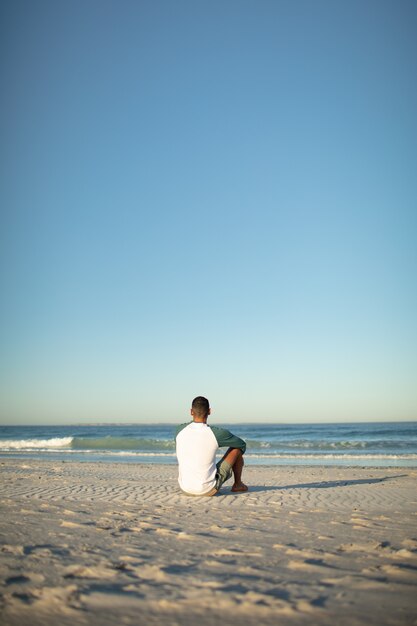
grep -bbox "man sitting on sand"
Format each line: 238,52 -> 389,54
175,396 -> 248,496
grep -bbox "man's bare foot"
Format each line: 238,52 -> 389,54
231,482 -> 248,493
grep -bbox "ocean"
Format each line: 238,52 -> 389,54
0,421 -> 416,467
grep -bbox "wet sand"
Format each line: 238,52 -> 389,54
1,459 -> 416,625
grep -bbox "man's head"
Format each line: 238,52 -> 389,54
191,396 -> 210,421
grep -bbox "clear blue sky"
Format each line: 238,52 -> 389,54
1,0 -> 416,424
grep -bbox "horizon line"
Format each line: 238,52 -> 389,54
1,418 -> 416,427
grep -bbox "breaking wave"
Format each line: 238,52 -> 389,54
0,436 -> 175,452
0,437 -> 74,450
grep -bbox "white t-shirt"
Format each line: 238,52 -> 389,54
175,422 -> 246,495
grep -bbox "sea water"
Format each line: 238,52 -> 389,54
0,421 -> 416,467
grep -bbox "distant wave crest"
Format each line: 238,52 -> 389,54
246,439 -> 410,450
0,437 -> 74,450
0,436 -> 176,452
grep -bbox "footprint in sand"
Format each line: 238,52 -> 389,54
63,564 -> 119,580
338,541 -> 390,554
6,572 -> 45,585
60,521 -> 86,529
4,584 -> 80,611
285,547 -> 336,560
209,524 -> 231,533
323,575 -> 386,590
31,584 -> 81,610
350,516 -> 379,530
287,558 -> 336,573
212,547 -> 262,557
296,598 -> 327,613
125,564 -> 169,582
154,527 -> 176,536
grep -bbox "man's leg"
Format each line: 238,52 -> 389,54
220,447 -> 248,493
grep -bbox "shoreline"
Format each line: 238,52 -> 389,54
1,458 -> 416,625
1,453 -> 417,469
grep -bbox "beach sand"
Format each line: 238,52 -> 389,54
0,459 -> 416,626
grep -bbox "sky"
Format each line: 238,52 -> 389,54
1,0 -> 416,425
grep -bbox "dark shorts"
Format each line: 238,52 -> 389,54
214,458 -> 233,491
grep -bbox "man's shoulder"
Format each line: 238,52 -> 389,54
208,425 -> 246,451
209,425 -> 233,436
175,422 -> 192,437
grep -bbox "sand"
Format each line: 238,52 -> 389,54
0,459 -> 416,626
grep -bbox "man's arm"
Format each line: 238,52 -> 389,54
210,426 -> 246,454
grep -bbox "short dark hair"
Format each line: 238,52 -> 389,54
191,396 -> 210,418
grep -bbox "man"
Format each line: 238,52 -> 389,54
175,396 -> 248,496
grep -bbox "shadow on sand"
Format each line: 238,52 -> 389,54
228,474 -> 408,494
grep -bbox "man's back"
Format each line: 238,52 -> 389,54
176,422 -> 219,495
175,419 -> 247,495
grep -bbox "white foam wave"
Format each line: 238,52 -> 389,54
0,437 -> 74,450
0,448 -> 176,457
